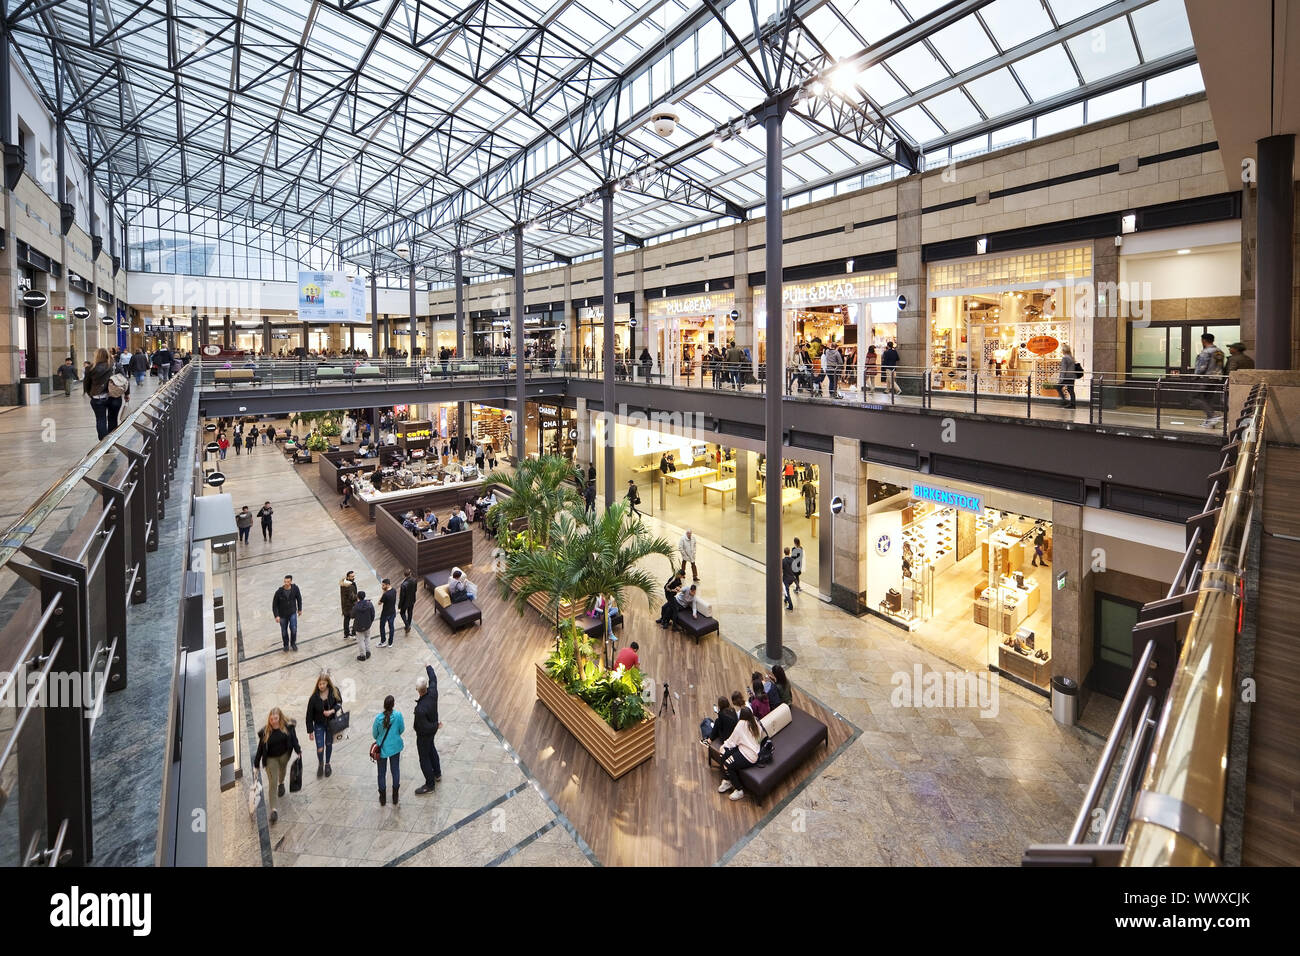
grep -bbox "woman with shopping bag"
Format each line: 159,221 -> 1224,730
252,706 -> 302,824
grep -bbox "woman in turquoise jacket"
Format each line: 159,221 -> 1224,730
372,695 -> 405,806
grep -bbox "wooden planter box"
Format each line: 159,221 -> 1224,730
509,576 -> 583,620
534,663 -> 655,779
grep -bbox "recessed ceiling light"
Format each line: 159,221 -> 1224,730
1177,248 -> 1191,255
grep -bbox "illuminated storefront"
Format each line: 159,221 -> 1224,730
646,290 -> 735,376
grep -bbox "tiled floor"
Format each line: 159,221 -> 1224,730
220,434 -> 1103,867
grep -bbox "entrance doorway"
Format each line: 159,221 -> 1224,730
1092,592 -> 1142,699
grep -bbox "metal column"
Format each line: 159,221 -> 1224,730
602,184 -> 616,510
764,102 -> 788,664
261,315 -> 271,357
223,315 -> 233,348
1256,134 -> 1295,370
408,262 -> 417,363
514,225 -> 526,460
455,249 -> 467,454
370,274 -> 379,359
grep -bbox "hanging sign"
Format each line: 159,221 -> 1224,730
21,289 -> 48,308
830,495 -> 845,515
72,306 -> 91,320
205,441 -> 220,454
205,472 -> 226,487
897,294 -> 908,311
1025,335 -> 1060,356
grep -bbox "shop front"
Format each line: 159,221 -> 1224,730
646,291 -> 735,377
754,270 -> 898,392
861,464 -> 1055,690
471,310 -> 510,355
927,245 -> 1093,399
470,404 -> 509,459
575,298 -> 632,369
526,400 -> 577,459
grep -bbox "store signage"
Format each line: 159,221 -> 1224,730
897,294 -> 908,311
21,289 -> 48,308
100,316 -> 115,326
568,428 -> 577,441
72,306 -> 91,320
204,423 -> 217,432
729,309 -> 740,321
53,311 -> 67,322
403,429 -> 432,439
1056,570 -> 1068,591
661,296 -> 714,315
504,413 -> 514,424
875,533 -> 891,556
830,495 -> 845,515
205,471 -> 226,487
782,281 -> 855,305
205,441 -> 220,454
1025,335 -> 1059,356
628,317 -> 638,328
912,483 -> 982,514
203,344 -> 222,356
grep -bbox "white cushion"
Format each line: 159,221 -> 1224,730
761,703 -> 792,736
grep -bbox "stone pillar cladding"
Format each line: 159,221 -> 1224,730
1049,500 -> 1088,689
562,263 -> 575,366
830,435 -> 868,614
632,246 -> 646,361
0,195 -> 20,405
1240,183 -> 1257,352
895,175 -> 925,370
1092,237 -> 1120,378
574,396 -> 591,476
732,221 -> 754,360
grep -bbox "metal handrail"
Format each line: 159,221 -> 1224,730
0,364 -> 194,569
1120,393 -> 1266,866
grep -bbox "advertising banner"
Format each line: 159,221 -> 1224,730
298,271 -> 368,323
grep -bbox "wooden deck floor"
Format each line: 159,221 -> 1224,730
303,466 -> 855,866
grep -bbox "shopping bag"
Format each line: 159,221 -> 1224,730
245,768 -> 263,818
288,755 -> 303,793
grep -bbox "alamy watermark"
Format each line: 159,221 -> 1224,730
890,664 -> 999,718
0,668 -> 106,716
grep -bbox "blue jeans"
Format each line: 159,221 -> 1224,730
279,612 -> 297,648
379,613 -> 396,644
239,526 -> 250,544
399,605 -> 413,629
313,724 -> 333,764
90,395 -> 123,440
134,371 -> 145,385
377,753 -> 400,790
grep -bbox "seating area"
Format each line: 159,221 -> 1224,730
426,567 -> 483,630
212,368 -> 256,386
673,609 -> 719,643
707,704 -> 829,804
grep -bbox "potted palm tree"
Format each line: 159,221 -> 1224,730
485,455 -> 579,552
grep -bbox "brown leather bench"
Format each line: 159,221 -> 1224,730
708,704 -> 829,804
576,609 -> 624,640
424,568 -> 482,630
673,609 -> 718,643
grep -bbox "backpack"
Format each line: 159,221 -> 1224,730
107,372 -> 129,398
756,733 -> 775,766
1072,360 -> 1084,381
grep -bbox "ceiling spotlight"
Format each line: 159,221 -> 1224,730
395,242 -> 410,257
1177,248 -> 1191,255
810,80 -> 825,98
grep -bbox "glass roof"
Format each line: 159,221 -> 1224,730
10,0 -> 1201,280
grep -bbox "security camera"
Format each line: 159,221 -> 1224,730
651,105 -> 679,137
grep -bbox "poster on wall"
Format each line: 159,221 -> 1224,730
298,271 -> 368,323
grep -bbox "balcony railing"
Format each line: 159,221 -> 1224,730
1023,382 -> 1267,867
0,365 -> 194,867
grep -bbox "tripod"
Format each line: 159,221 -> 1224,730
659,681 -> 675,716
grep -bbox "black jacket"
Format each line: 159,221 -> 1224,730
351,598 -> 375,631
257,505 -> 273,525
83,361 -> 123,399
130,352 -> 149,373
305,690 -> 342,734
710,707 -> 738,744
414,665 -> 439,737
271,584 -> 302,618
664,575 -> 683,601
398,577 -> 418,611
253,723 -> 301,768
781,556 -> 796,586
378,588 -> 397,617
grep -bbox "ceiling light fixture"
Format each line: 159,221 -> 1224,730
1177,248 -> 1191,255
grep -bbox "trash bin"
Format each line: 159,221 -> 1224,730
1051,675 -> 1078,726
21,378 -> 41,406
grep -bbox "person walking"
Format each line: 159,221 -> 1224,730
801,476 -> 817,518
791,538 -> 805,594
413,664 -> 443,794
233,422 -> 243,456
217,432 -> 229,460
84,348 -> 129,440
244,428 -> 256,455
1054,344 -> 1081,409
372,694 -> 404,806
252,706 -> 302,824
58,356 -> 78,396
625,479 -> 643,517
398,569 -> 418,633
129,348 -> 148,386
1225,341 -> 1255,374
351,590 -> 375,661
377,578 -> 398,647
235,505 -> 253,545
260,424 -> 269,445
339,571 -> 358,640
781,548 -> 796,610
304,671 -> 343,779
257,501 -> 274,542
864,345 -> 879,397
881,341 -> 901,395
583,479 -> 596,515
678,529 -> 699,582
272,575 -> 303,651
153,344 -> 173,382
822,341 -> 844,399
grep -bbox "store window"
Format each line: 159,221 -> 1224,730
863,465 -> 1054,689
928,246 -> 1092,397
646,293 -> 735,375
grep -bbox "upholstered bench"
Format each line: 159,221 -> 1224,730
576,609 -> 624,640
707,704 -> 829,804
673,610 -> 718,643
353,365 -> 383,379
428,576 -> 482,630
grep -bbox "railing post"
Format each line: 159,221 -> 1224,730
1155,378 -> 1162,431
972,368 -> 979,415
1026,371 -> 1033,417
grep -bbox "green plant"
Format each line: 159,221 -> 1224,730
543,621 -> 646,732
319,418 -> 341,437
306,433 -> 329,452
486,455 -> 580,552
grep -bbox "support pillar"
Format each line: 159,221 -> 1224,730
455,250 -> 467,453
514,225 -> 526,461
1256,134 -> 1295,369
223,314 -> 233,348
830,436 -> 868,613
896,176 -> 925,375
408,262 -> 417,364
602,184 -> 616,510
370,273 -> 379,359
763,100 -> 789,664
733,221 -> 754,372
262,316 -> 272,357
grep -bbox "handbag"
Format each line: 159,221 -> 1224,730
327,708 -> 350,738
288,755 -> 303,793
757,733 -> 775,766
369,716 -> 394,762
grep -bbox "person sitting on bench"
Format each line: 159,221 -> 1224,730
675,583 -> 701,619
658,570 -> 684,627
447,568 -> 475,603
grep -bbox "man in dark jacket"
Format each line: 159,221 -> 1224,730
351,590 -> 375,660
272,575 -> 303,651
781,549 -> 796,611
339,571 -> 358,639
413,663 -> 442,794
398,569 -> 418,633
378,578 -> 398,647
130,348 -> 149,385
153,345 -> 173,381
881,341 -> 901,395
658,570 -> 684,627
